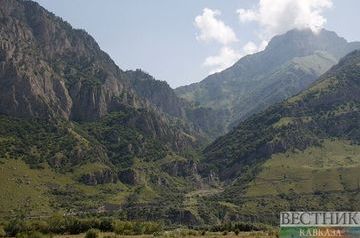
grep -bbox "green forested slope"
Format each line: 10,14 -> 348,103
176,29 -> 360,133
200,50 -> 360,224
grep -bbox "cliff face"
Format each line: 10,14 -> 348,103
127,69 -> 228,138
0,0 -> 203,152
126,70 -> 187,119
0,0 -> 141,121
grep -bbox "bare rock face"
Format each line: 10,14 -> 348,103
161,160 -> 199,177
0,0 -> 201,153
0,0 -> 141,121
79,168 -> 118,185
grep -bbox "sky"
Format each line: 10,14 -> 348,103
33,0 -> 360,88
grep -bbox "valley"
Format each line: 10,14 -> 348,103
0,0 -> 359,237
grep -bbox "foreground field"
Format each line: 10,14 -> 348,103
53,231 -> 277,238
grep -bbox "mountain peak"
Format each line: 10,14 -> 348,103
176,28 -> 360,134
265,28 -> 348,58
204,48 -> 360,179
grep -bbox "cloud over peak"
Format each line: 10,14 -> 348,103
195,8 -> 238,45
237,0 -> 333,39
195,8 -> 240,74
203,46 -> 241,74
194,1 -> 333,76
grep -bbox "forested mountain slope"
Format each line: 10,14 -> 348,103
200,50 -> 360,224
176,29 -> 360,132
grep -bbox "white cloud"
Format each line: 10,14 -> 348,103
242,40 -> 269,56
237,0 -> 333,40
195,8 -> 240,74
195,1 -> 333,75
258,40 -> 268,51
195,8 -> 238,45
243,41 -> 258,55
203,46 -> 241,74
237,9 -> 257,22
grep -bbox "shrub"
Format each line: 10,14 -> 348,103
234,229 -> 240,235
133,222 -> 145,235
112,221 -> 161,235
113,221 -> 134,235
99,219 -> 112,232
143,222 -> 162,234
28,221 -> 49,234
85,229 -> 100,238
0,227 -> 6,237
5,219 -> 27,237
47,214 -> 66,234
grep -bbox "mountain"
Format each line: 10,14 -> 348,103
126,69 -> 228,138
200,50 -> 360,224
0,0 -> 204,151
1,0 -> 360,227
0,0 -> 212,223
176,29 -> 360,132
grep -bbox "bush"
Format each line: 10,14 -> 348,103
3,216 -> 162,237
235,229 -> 240,235
134,222 -> 145,235
112,221 -> 161,235
112,221 -> 133,235
0,227 -> 5,237
28,221 -> 49,234
85,229 -> 100,238
47,214 -> 66,234
99,219 -> 112,232
5,219 -> 27,237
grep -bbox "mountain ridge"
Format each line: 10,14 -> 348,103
176,28 -> 360,134
198,50 -> 360,223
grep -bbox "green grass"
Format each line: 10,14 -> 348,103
72,163 -> 112,179
245,139 -> 360,197
0,159 -> 68,217
202,139 -> 360,224
0,158 -> 132,217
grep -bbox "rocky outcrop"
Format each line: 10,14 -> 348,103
161,160 -> 199,178
79,167 -> 117,185
118,169 -> 140,185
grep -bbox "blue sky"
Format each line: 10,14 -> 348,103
34,0 -> 360,88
